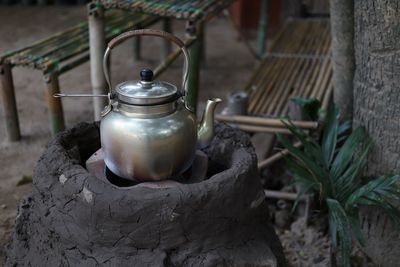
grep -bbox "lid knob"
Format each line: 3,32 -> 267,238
140,68 -> 154,82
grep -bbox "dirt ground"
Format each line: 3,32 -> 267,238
0,6 -> 258,264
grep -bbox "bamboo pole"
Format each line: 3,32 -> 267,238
153,38 -> 196,78
264,190 -> 306,201
258,141 -> 303,169
0,64 -> 21,141
185,21 -> 203,114
161,18 -> 172,61
216,114 -> 318,129
44,73 -> 65,136
235,125 -> 292,134
88,3 -> 107,120
257,0 -> 269,58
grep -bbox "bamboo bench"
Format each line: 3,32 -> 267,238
246,18 -> 332,118
0,10 -> 159,141
217,18 -> 332,165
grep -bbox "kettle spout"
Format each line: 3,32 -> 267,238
197,98 -> 222,148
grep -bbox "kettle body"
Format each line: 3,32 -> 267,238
101,100 -> 197,181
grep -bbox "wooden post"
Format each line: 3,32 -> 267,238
257,0 -> 269,58
132,36 -> 141,61
161,18 -> 172,61
88,3 -> 107,120
330,0 -> 355,120
185,21 -> 203,114
44,73 -> 65,136
0,64 -> 21,141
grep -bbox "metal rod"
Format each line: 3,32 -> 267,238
88,3 -> 108,120
54,93 -> 108,98
0,64 -> 21,141
216,114 -> 318,129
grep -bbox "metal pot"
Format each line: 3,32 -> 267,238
55,29 -> 221,181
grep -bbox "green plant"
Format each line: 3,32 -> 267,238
278,104 -> 400,267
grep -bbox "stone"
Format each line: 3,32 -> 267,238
6,122 -> 287,267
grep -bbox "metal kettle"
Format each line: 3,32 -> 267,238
56,29 -> 221,181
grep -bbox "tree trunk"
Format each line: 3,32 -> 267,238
329,0 -> 354,120
353,1 -> 400,266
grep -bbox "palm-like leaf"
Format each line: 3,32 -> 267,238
321,104 -> 339,167
278,103 -> 400,267
327,198 -> 352,267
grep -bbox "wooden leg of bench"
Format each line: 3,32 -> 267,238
45,73 -> 65,136
0,64 -> 21,142
132,36 -> 141,61
185,21 -> 203,114
161,18 -> 172,61
200,24 -> 206,68
257,0 -> 269,58
88,3 -> 107,120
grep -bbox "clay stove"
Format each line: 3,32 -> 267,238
6,122 -> 286,266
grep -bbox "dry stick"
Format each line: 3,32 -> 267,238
258,141 -> 303,169
215,114 -> 318,129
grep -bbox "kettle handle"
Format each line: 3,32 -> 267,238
103,29 -> 192,111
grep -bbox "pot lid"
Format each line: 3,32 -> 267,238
115,68 -> 178,105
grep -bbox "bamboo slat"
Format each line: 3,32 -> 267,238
0,10 -> 158,73
246,19 -> 332,119
215,115 -> 319,130
99,0 -> 235,22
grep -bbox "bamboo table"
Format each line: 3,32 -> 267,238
88,0 -> 235,119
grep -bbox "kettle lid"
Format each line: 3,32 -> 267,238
115,68 -> 178,105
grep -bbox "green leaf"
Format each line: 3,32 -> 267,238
280,118 -> 325,167
347,208 -> 365,246
290,97 -> 321,121
334,141 -> 371,202
331,127 -> 366,180
284,157 -> 317,211
327,198 -> 352,267
346,175 -> 400,208
278,133 -> 330,197
322,105 -> 339,167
